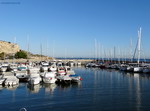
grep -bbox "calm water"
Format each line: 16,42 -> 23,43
1,67 -> 150,111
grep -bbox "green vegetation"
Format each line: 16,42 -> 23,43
15,50 -> 27,59
0,52 -> 5,60
0,49 -> 52,60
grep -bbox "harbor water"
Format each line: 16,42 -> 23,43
1,67 -> 150,111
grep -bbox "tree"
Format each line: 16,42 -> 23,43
0,52 -> 5,60
15,50 -> 27,59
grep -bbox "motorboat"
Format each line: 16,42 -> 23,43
56,75 -> 72,84
43,72 -> 57,84
1,62 -> 9,72
119,64 -> 127,71
57,67 -> 66,76
48,65 -> 57,72
143,67 -> 150,73
0,78 -> 6,85
28,73 -> 42,85
15,70 -> 29,82
64,66 -> 75,75
17,65 -> 28,71
41,65 -> 48,71
69,75 -> 82,83
134,67 -> 143,73
4,76 -> 19,86
127,66 -> 134,72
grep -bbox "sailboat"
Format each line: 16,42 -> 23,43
127,38 -> 134,72
133,27 -> 143,73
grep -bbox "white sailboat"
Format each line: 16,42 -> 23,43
127,38 -> 134,72
134,27 -> 143,73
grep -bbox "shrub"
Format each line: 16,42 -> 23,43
0,52 -> 5,60
15,50 -> 27,59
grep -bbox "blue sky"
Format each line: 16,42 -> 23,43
0,0 -> 150,58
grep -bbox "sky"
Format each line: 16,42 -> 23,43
0,0 -> 150,58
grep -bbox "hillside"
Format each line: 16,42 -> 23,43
0,40 -> 53,61
0,40 -> 20,54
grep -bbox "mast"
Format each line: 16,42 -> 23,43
46,39 -> 48,60
27,36 -> 29,61
130,38 -> 133,62
101,45 -> 104,62
13,37 -> 16,64
94,39 -> 97,61
40,43 -> 42,61
114,46 -> 116,63
118,47 -> 120,64
137,27 -> 142,65
52,40 -> 55,59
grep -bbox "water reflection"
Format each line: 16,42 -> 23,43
116,71 -> 150,111
57,82 -> 82,91
0,85 -> 3,90
5,84 -> 19,91
1,67 -> 150,111
42,83 -> 57,94
123,71 -> 150,80
27,84 -> 41,93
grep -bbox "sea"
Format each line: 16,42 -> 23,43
56,57 -> 150,62
1,67 -> 150,111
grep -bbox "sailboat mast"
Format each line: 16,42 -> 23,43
137,27 -> 142,64
27,36 -> 29,61
130,38 -> 133,62
52,40 -> 55,59
114,46 -> 116,62
40,43 -> 42,61
13,37 -> 16,63
94,39 -> 97,61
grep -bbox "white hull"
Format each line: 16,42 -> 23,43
43,72 -> 57,84
43,77 -> 57,84
49,66 -> 57,72
71,77 -> 81,83
1,67 -> 7,72
134,67 -> 143,72
127,66 -> 134,72
66,70 -> 75,75
29,73 -> 42,85
4,76 -> 19,86
29,77 -> 41,85
0,78 -> 6,85
29,67 -> 40,73
15,71 -> 29,81
57,72 -> 66,76
57,67 -> 66,76
57,75 -> 72,81
43,67 -> 48,71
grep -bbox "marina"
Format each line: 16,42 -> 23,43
1,66 -> 150,111
1,0 -> 150,111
